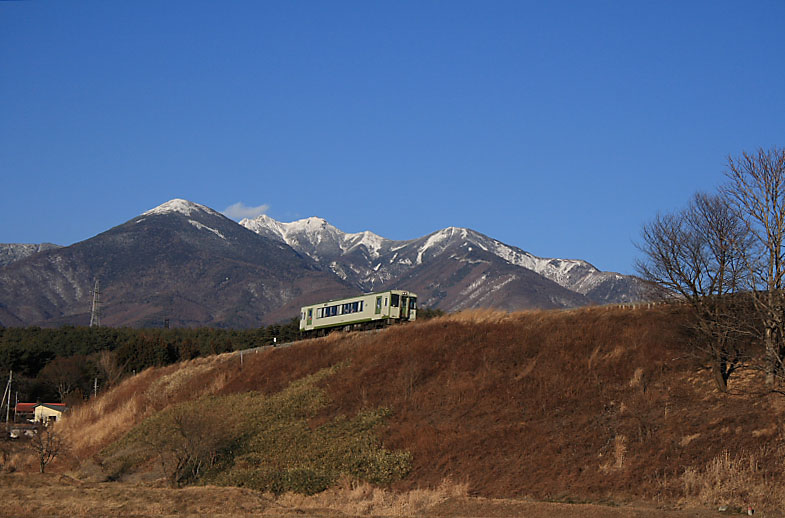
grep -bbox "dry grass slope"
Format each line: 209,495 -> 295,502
39,305 -> 785,512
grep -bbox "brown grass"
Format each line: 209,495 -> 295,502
275,477 -> 469,516
58,354 -> 236,463
682,444 -> 785,510
32,305 -> 785,512
0,473 -> 736,518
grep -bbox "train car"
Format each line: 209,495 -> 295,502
300,290 -> 417,334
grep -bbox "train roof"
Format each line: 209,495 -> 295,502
300,289 -> 417,308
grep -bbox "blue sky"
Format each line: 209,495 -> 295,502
1,1 -> 783,275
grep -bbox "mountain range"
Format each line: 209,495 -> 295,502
0,199 -> 646,327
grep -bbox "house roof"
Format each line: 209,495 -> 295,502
36,403 -> 67,412
15,402 -> 67,413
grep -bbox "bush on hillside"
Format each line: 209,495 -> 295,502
100,366 -> 411,492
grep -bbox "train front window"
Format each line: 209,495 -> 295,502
409,297 -> 417,309
391,294 -> 400,307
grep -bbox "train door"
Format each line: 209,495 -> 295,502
390,293 -> 400,319
400,295 -> 409,320
307,308 -> 313,326
375,296 -> 382,315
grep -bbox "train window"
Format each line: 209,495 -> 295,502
409,297 -> 417,309
359,301 -> 363,311
391,294 -> 399,307
385,297 -> 388,306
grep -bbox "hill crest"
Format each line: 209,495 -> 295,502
55,305 -> 785,508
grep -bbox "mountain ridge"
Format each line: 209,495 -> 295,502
239,213 -> 645,308
0,199 -> 646,327
0,243 -> 62,268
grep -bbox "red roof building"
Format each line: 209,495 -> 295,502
14,402 -> 37,414
14,402 -> 67,421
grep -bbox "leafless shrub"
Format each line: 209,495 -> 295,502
143,405 -> 232,487
28,424 -> 65,473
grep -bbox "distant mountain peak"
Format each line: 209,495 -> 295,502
240,214 -> 390,261
143,199 -> 223,219
239,213 -> 645,305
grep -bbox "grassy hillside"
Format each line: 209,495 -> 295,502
45,305 -> 785,510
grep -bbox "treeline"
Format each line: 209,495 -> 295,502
0,318 -> 300,406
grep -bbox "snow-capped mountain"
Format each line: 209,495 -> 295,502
240,215 -> 645,309
0,199 -> 353,328
0,199 -> 645,328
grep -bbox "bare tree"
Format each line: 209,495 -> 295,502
95,350 -> 126,390
637,192 -> 751,391
28,424 -> 64,473
723,147 -> 785,385
38,355 -> 91,402
144,406 -> 230,487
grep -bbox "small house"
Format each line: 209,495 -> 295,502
33,403 -> 67,423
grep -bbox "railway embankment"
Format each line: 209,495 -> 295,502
10,305 -> 785,513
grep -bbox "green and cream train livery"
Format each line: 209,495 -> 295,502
300,290 -> 417,334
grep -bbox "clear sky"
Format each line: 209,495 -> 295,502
1,1 -> 783,275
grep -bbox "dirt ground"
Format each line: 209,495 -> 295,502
426,498 -> 767,518
0,474 -> 778,518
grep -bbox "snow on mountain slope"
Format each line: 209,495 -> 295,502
240,215 -> 391,262
143,199 -> 224,219
0,243 -> 61,268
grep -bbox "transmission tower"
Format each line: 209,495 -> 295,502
90,279 -> 101,327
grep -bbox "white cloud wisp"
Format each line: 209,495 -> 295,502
222,202 -> 270,220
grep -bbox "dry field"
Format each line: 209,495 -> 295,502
0,473 -> 758,518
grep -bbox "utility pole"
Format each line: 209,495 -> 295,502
2,371 -> 11,426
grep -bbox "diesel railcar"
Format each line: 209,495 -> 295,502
299,290 -> 417,334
